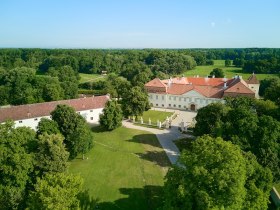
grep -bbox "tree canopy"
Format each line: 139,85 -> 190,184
121,86 -> 150,117
51,104 -> 93,159
99,100 -> 123,130
163,135 -> 272,210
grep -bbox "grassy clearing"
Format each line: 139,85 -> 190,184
183,60 -> 278,81
79,73 -> 106,83
69,126 -> 170,210
138,110 -> 174,124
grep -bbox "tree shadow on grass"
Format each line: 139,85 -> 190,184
78,190 -> 99,210
96,185 -> 164,210
91,126 -> 108,133
129,134 -> 162,148
136,150 -> 171,168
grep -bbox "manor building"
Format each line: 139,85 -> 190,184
144,74 -> 259,111
0,95 -> 109,130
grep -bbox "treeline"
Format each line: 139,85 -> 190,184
0,48 -> 279,76
0,66 -> 79,105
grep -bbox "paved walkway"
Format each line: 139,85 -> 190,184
123,109 -> 197,165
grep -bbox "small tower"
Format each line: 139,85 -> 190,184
246,73 -> 260,98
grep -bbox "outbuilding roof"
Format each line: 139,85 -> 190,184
0,95 -> 109,123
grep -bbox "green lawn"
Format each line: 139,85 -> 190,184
183,60 -> 278,81
138,110 -> 174,124
79,73 -> 106,83
69,126 -> 170,210
274,182 -> 280,193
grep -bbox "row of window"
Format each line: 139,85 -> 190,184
152,103 -> 187,109
150,94 -> 218,104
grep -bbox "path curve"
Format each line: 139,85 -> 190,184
123,109 -> 197,165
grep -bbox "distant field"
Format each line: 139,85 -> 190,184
69,127 -> 170,210
183,60 -> 278,81
79,73 -> 106,83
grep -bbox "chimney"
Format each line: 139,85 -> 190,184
224,82 -> 227,88
212,75 -> 215,78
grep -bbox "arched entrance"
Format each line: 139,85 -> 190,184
190,104 -> 196,111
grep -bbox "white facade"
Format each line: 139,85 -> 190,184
148,91 -> 223,111
13,108 -> 104,130
247,84 -> 260,98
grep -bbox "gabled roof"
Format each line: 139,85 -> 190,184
194,86 -> 224,98
246,73 -> 259,84
0,95 -> 109,123
224,78 -> 255,94
145,78 -> 167,87
145,76 -> 257,99
167,84 -> 194,95
187,77 -> 229,86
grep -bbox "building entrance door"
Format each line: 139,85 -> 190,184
190,104 -> 196,111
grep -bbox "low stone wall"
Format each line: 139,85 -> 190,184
271,187 -> 280,207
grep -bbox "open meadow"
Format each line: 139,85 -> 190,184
183,60 -> 278,81
69,126 -> 170,210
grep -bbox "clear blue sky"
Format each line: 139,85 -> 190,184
0,0 -> 279,48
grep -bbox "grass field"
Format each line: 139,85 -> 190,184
69,126 -> 170,210
183,60 -> 278,81
139,110 -> 174,124
274,182 -> 280,194
79,73 -> 106,83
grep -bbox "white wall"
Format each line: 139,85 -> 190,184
12,108 -> 104,130
248,84 -> 260,98
148,92 -> 223,111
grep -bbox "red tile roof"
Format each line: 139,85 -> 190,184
0,95 -> 109,123
246,73 -> 259,84
145,75 -> 256,99
145,78 -> 167,88
167,84 -> 194,95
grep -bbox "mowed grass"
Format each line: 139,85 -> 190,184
139,110 -> 174,124
79,73 -> 106,83
69,126 -> 170,210
183,60 -> 278,81
274,182 -> 280,194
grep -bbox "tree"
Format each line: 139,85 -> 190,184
164,135 -> 246,210
35,134 -> 69,175
263,78 -> 280,105
194,103 -> 228,136
0,122 -> 34,209
67,117 -> 93,159
223,107 -> 259,150
51,105 -> 93,159
163,135 -> 272,210
121,86 -> 150,118
36,118 -> 60,136
209,68 -> 224,78
252,115 -> 280,181
99,100 -> 123,130
225,59 -> 232,67
27,173 -> 83,210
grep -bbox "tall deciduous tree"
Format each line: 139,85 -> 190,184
99,100 -> 123,130
209,68 -> 224,78
0,122 -> 34,209
121,86 -> 150,118
51,105 -> 93,159
35,134 -> 69,175
194,103 -> 228,136
36,118 -> 60,136
163,135 -> 272,210
27,173 -> 83,210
